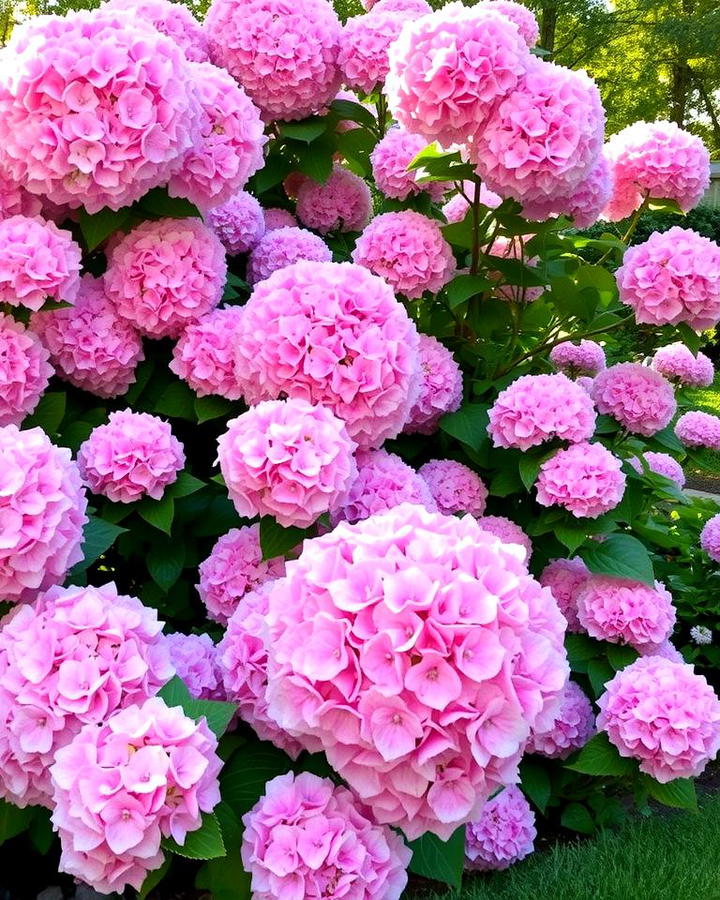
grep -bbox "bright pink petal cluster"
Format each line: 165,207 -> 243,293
242,772 -> 411,898
418,459 -> 488,517
700,514 -> 720,563
265,504 -> 569,839
247,226 -> 332,286
165,632 -> 224,700
217,398 -> 358,528
296,165 -> 372,234
263,207 -> 297,231
550,339 -> 606,378
597,656 -> 720,783
539,557 -> 589,633
577,576 -> 676,650
50,697 -> 222,893
0,583 -> 173,807
641,640 -> 684,664
0,425 -> 87,603
526,680 -> 594,760
465,785 -> 535,871
0,313 -> 52,426
629,451 -> 686,489
652,343 -> 714,387
591,363 -> 676,437
521,152 -> 613,229
676,410 -> 720,451
78,410 -> 185,503
0,168 -> 42,219
170,306 -> 245,399
535,441 -> 626,519
339,11 -> 413,93
404,335 -> 463,435
371,128 -> 450,202
207,190 -> 266,255
481,0 -> 539,47
443,182 -> 502,223
487,235 -> 543,303
105,0 -> 210,61
367,0 -> 430,12
477,516 -> 532,562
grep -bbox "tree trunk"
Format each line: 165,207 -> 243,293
540,3 -> 558,53
670,61 -> 691,127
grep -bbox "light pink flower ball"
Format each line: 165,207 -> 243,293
629,451 -> 686,489
550,339 -> 606,378
296,165 -> 372,234
263,207 -> 297,231
0,583 -> 173,807
481,0 -> 539,47
652,343 -> 714,388
198,526 -> 285,626
207,190 -> 266,255
404,334 -> 463,435
604,120 -> 710,221
487,235 -> 544,303
476,515 -> 532,562
371,127 -> 450,202
339,11 -> 413,93
527,680 -> 595,760
0,10 -> 200,213
242,772 -> 412,898
0,313 -> 52,426
0,425 -> 87,603
700,514 -> 720,563
465,785 -> 535,871
165,632 -> 224,700
205,0 -> 342,121
488,373 -> 596,451
0,168 -> 43,219
78,410 -> 185,503
247,226 -> 332,286
386,2 -> 530,148
265,504 -> 569,840
535,441 -> 626,519
170,306 -> 245,399
591,363 -> 676,437
641,640 -> 684,664
31,275 -> 144,399
616,228 -> 720,331
50,698 -> 222,894
539,557 -> 589,633
578,575 -> 675,650
105,0 -> 210,61
234,260 -> 420,449
0,215 -> 81,312
368,0 -> 430,12
676,410 -> 720,450
442,182 -> 503,223
521,152 -> 613,229
218,398 -> 358,528
418,458 -> 488,517
597,656 -> 720,783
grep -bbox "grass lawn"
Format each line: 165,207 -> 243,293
687,373 -> 720,416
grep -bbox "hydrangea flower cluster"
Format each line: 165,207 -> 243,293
577,576 -> 676,650
0,313 -> 52,426
263,207 -> 297,231
629,451 -> 686,489
339,10 -> 415,94
170,306 -> 245,399
105,0 -> 210,61
0,168 -> 42,219
700,514 -> 720,563
296,165 -> 372,234
482,0 -> 539,47
419,459 -> 488,516
652,342 -> 714,387
404,335 -> 463,435
535,442 -> 626,519
443,182 -> 501,223
477,516 -> 533,561
247,226 -> 332,286
676,410 -> 720,451
465,786 -> 536,872
521,153 -> 612,229
539,557 -> 589,633
206,191 -> 266,255
550,339 -> 606,378
165,632 -> 224,700
591,363 -> 676,437
527,681 -> 594,760
371,128 -> 450,202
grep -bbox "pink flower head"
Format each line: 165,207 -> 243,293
105,0 -> 210,61
339,11 -> 414,94
367,0 -> 430,12
0,216 -> 81,311
242,772 -> 411,898
641,639 -> 684,664
591,363 -> 676,437
0,425 -> 87,603
604,120 -> 710,221
418,459 -> 488,517
616,228 -> 720,331
0,583 -> 173,807
527,680 -> 594,759
170,306 -> 245,399
0,167 -> 42,219
265,504 -> 569,840
443,182 -> 502,223
539,557 -> 589,633
476,515 -> 532,562
50,697 -> 221,893
0,313 -> 52,426
0,9 -> 200,213
205,0 -> 342,121
597,656 -> 720,783
535,441 -> 626,519
78,410 -> 185,503
218,398 -> 358,528
263,207 -> 297,231
371,127 -> 451,202
481,0 -> 539,48
386,2 -> 530,148
521,151 -> 613,229
207,190 -> 266,255
296,165 -> 372,234
352,211 -> 455,300
165,632 -> 224,700
550,339 -> 606,378
404,335 -> 463,435
234,260 -> 420,448
198,525 -> 285,626
676,410 -> 720,451
465,785 -> 535,871
488,373 -> 596,450
487,235 -> 544,303
578,575 -> 676,650
31,275 -> 144,399
652,343 -> 714,388
700,513 -> 720,563
248,227 -> 332,286
629,451 -> 685,489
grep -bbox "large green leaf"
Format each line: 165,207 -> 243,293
72,516 -> 127,574
279,118 -> 328,143
259,516 -> 310,560
641,775 -> 697,811
408,826 -> 465,890
78,206 -> 132,251
439,403 -> 489,452
138,494 -> 175,535
580,534 -> 655,586
220,742 -> 294,818
561,802 -> 596,835
147,542 -> 186,593
162,812 -> 225,859
444,274 -> 492,309
519,758 -> 552,814
136,187 -> 201,219
566,733 -> 637,777
155,381 -> 198,421
0,801 -> 35,845
24,391 -> 66,435
195,395 -> 235,423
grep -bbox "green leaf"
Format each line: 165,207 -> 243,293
196,855 -> 251,900
606,643 -> 639,671
641,775 -> 697,811
565,634 -> 601,668
566,732 -> 637,777
158,676 -> 237,739
587,657 -> 614,696
138,494 -> 175,535
28,809 -> 54,855
162,812 -> 225,859
259,516 -> 309,560
296,136 -> 335,183
166,472 -> 206,499
155,380 -> 198,420
24,391 -> 66,435
408,826 -> 465,890
78,206 -> 132,252
72,516 -> 127,574
438,403 -> 489,452
555,521 -> 588,554
330,98 -> 378,130
581,534 -> 655,586
147,542 -> 186,593
139,857 -> 171,900
195,395 -> 235,423
444,274 -> 492,309
280,118 -> 328,143
519,758 -> 552,814
136,187 -> 201,219
650,426 -> 685,455
647,197 -> 685,216
561,802 -> 596,835
251,154 -> 293,194
220,741 -> 294,817
518,453 -> 545,492
0,800 -> 35,845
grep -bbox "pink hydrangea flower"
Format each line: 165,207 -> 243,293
641,640 -> 684,664
207,190 -> 266,255
50,697 -> 221,893
234,260 -> 420,448
0,583 -> 173,807
263,207 -> 297,231
597,656 -> 720,783
700,513 -> 720,563
578,575 -> 675,650
0,313 -> 52,426
404,335 -> 463,435
247,226 -> 332,286
539,558 -> 588,633
521,152 -> 613,229
465,786 -> 535,871
616,228 -> 720,331
0,10 -> 200,213
371,128 -> 450,203
443,182 -> 502,223
78,410 -> 185,503
481,0 -> 539,47
535,442 -> 626,519
165,632 -> 224,700
488,373 -> 596,450
339,10 -> 415,93
296,165 -> 372,234
352,211 -> 455,300
591,363 -> 676,437
487,235 -> 544,303
629,451 -> 686,489
105,0 -> 210,60
198,526 -> 285,626
652,343 -> 714,387
476,515 -> 532,562
527,680 -> 594,760
242,772 -> 411,898
31,275 -> 144,399
0,168 -> 42,219
367,0 -> 430,12
676,410 -> 720,450
0,425 -> 87,603
170,306 -> 245,399
265,504 -> 569,839
550,340 -> 606,378
205,0 -> 342,121
418,458 -> 488,516
218,398 -> 358,528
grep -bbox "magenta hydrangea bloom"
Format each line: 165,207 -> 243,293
404,335 -> 463,435
0,215 -> 81,311
597,656 -> 720,783
339,10 -> 413,93
676,410 -> 720,450
247,226 -> 332,286
418,458 -> 488,517
443,182 -> 502,223
78,410 -> 185,504
265,504 -> 569,839
465,785 -> 535,872
165,632 -> 224,700
170,306 -> 245,399
205,0 -> 342,121
487,236 -> 544,303
616,228 -> 720,331
31,275 -> 144,399
535,442 -> 626,519
539,557 -> 589,633
105,0 -> 210,61
481,0 -> 539,47
521,152 -> 613,229
0,425 -> 87,603
604,121 -> 710,221
488,373 -> 596,451
700,514 -> 720,563
578,575 -> 675,650
0,10 -> 199,213
641,640 -> 684,664
527,680 -> 594,760
296,165 -> 372,234
218,398 -> 358,528
592,363 -> 676,437
50,697 -> 222,893
234,260 -> 420,448
371,128 -> 450,203
368,0 -> 430,12
242,772 -> 411,898
629,451 -> 686,489
476,515 -> 532,562
207,190 -> 266,255
104,218 -> 226,340
0,583 -> 173,808
352,210 -> 455,300
386,2 -> 529,148
263,207 -> 297,231
550,339 -> 606,378
0,313 -> 52,426
652,343 -> 714,387
0,168 -> 42,219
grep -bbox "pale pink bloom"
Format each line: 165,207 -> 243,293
477,515 -> 532,561
106,0 -> 210,61
481,0 -> 538,47
404,335 -> 463,435
263,207 -> 297,231
248,227 -> 332,286
366,0 -> 430,12
629,451 -> 685,489
641,640 -> 684,663
0,313 -> 52,426
535,442 -> 626,519
578,575 -> 675,650
527,681 -> 594,759
521,152 -> 613,229
0,167 -> 42,219
676,410 -> 720,450
701,514 -> 720,563
170,306 -> 245,399
371,128 -> 451,203
165,632 -> 224,700
340,11 -> 414,93
592,363 -> 676,437
550,339 -> 606,378
296,165 -> 372,234
465,786 -> 535,871
652,343 -> 714,388
419,459 -> 487,516
207,190 -> 266,255
539,557 -> 589,633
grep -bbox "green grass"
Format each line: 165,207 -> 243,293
687,373 -> 720,417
